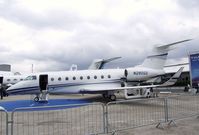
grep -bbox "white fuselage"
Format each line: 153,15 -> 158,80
7,67 -> 164,95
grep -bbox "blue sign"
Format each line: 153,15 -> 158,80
190,53 -> 199,88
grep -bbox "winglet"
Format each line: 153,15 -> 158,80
160,67 -> 184,87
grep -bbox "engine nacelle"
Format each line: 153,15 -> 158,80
124,68 -> 164,81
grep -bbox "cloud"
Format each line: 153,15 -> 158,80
0,0 -> 198,73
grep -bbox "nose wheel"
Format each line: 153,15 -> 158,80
34,96 -> 40,102
33,91 -> 48,102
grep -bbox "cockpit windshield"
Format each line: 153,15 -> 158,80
24,75 -> 37,81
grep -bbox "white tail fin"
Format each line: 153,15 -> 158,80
139,39 -> 192,69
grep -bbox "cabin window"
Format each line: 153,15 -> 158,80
7,79 -> 10,81
80,76 -> 83,80
108,75 -> 111,78
101,75 -> 104,79
73,77 -> 76,80
58,77 -> 62,81
65,77 -> 69,80
25,75 -> 37,81
20,79 -> 23,81
87,76 -> 90,80
32,76 -> 37,80
51,78 -> 54,81
94,75 -> 97,79
13,79 -> 17,81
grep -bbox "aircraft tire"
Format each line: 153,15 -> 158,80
34,96 -> 39,102
109,95 -> 116,101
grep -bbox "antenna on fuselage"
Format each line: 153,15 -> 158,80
31,64 -> 34,73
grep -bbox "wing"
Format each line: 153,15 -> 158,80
144,76 -> 162,83
80,67 -> 184,93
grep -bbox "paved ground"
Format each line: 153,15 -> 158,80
117,117 -> 199,135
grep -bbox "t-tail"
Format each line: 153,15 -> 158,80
138,39 -> 192,70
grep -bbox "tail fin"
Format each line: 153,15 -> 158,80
139,39 -> 192,69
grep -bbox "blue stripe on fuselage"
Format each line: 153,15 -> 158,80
7,79 -> 121,95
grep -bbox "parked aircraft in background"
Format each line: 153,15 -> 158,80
7,39 -> 191,101
70,57 -> 121,71
88,57 -> 121,70
0,71 -> 26,86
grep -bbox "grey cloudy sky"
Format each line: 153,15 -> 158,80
0,0 -> 198,73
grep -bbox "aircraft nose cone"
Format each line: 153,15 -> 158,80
6,86 -> 15,95
6,83 -> 22,95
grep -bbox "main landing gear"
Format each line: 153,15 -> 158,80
102,92 -> 117,101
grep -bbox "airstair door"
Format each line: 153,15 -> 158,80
39,74 -> 48,92
0,77 -> 3,99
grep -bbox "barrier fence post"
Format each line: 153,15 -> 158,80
6,112 -> 9,135
10,111 -> 14,135
164,97 -> 168,123
0,107 -> 8,135
104,103 -> 108,134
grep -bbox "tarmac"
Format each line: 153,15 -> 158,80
116,117 -> 199,135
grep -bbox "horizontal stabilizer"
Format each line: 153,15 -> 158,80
156,39 -> 192,49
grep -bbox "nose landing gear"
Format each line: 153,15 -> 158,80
34,74 -> 49,102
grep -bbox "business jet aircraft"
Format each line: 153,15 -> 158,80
7,39 -> 191,101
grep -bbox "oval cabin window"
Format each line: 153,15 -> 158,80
65,77 -> 69,80
80,76 -> 83,80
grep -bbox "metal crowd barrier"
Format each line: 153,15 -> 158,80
1,94 -> 199,135
10,103 -> 105,135
106,98 -> 166,133
0,108 -> 8,135
167,94 -> 199,124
